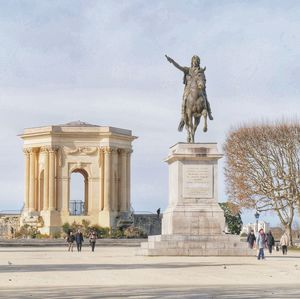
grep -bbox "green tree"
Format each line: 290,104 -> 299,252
219,202 -> 243,235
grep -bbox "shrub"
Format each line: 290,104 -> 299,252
51,231 -> 61,239
88,225 -> 110,238
82,219 -> 91,230
124,226 -> 146,238
35,233 -> 50,239
110,228 -> 124,239
16,225 -> 39,238
62,222 -> 71,234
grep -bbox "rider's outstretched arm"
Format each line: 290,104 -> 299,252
165,55 -> 188,73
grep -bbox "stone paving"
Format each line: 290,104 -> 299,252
0,246 -> 300,298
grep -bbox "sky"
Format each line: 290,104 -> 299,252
0,0 -> 300,226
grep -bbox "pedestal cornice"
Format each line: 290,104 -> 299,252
165,143 -> 223,163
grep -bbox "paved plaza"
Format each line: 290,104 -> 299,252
0,246 -> 300,298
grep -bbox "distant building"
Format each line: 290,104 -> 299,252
241,221 -> 270,235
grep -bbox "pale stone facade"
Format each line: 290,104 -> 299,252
20,121 -> 136,234
241,221 -> 270,235
139,143 -> 255,256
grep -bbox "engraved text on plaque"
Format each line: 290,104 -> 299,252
183,164 -> 213,198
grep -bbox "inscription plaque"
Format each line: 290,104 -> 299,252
183,164 -> 213,198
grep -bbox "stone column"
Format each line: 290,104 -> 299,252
48,147 -> 57,211
28,148 -> 37,212
126,150 -> 132,211
23,148 -> 30,211
42,147 -> 49,211
98,148 -> 104,211
103,147 -> 112,211
111,148 -> 118,211
120,149 -> 128,212
84,176 -> 89,214
34,150 -> 39,211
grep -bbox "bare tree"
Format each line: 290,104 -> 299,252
224,121 -> 300,245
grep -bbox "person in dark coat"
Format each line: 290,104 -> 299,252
156,208 -> 161,218
266,230 -> 275,254
67,231 -> 75,252
247,229 -> 256,249
75,229 -> 84,252
89,230 -> 97,252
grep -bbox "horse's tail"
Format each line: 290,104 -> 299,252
178,119 -> 185,132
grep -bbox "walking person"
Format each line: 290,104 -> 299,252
247,229 -> 256,249
89,230 -> 97,252
257,228 -> 266,260
280,232 -> 289,255
266,230 -> 275,254
75,229 -> 84,252
67,231 -> 75,252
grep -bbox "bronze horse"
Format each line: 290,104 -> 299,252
166,55 -> 211,143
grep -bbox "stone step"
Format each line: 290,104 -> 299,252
139,234 -> 255,256
144,240 -> 249,250
137,247 -> 255,256
148,234 -> 241,243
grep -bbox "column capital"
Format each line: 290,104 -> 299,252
48,146 -> 59,153
28,147 -> 39,154
40,146 -> 51,153
23,148 -> 31,155
102,146 -> 113,154
119,148 -> 133,155
111,147 -> 119,154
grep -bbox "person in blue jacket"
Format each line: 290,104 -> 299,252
75,229 -> 84,252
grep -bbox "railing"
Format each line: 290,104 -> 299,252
69,201 -> 85,216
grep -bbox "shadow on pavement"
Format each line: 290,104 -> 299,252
0,262 -> 253,273
0,285 -> 299,298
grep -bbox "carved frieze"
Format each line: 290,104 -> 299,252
64,146 -> 98,155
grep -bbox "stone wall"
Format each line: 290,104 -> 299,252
0,215 -> 20,239
134,214 -> 161,236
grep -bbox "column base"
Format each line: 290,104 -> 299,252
39,210 -> 61,235
98,210 -> 123,228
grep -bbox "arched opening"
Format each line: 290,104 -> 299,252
69,169 -> 88,215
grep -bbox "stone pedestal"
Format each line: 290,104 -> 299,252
139,143 -> 254,256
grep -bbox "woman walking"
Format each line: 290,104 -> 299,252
280,232 -> 289,255
67,231 -> 75,252
89,230 -> 97,252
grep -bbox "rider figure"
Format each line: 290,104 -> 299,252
165,55 -> 213,130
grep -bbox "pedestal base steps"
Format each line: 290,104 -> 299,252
138,234 -> 255,256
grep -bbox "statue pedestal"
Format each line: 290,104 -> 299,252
138,143 -> 254,256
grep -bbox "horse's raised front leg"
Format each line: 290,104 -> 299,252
202,109 -> 208,132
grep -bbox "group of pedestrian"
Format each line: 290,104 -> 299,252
67,229 -> 97,252
247,228 -> 290,260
